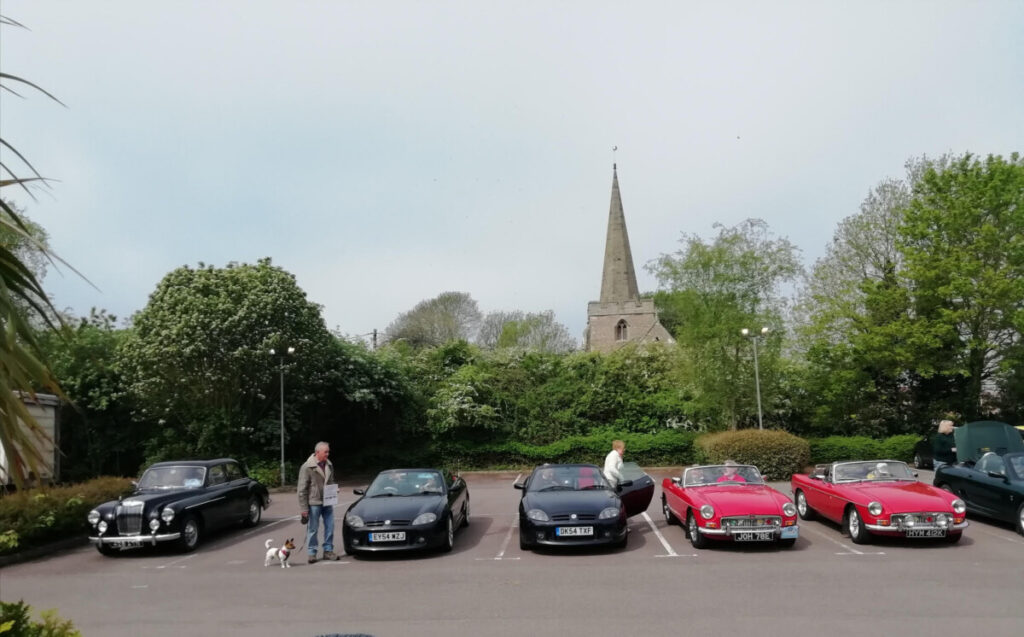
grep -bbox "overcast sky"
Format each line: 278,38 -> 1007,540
3,1 -> 1022,345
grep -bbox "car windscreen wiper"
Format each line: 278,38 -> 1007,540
370,492 -> 396,497
535,485 -> 573,492
580,485 -> 609,490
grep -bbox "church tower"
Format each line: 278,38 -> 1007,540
585,165 -> 674,353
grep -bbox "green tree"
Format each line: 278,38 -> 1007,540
478,310 -> 576,352
649,219 -> 802,429
384,291 -> 482,347
118,259 -> 337,461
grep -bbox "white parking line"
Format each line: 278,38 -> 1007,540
155,553 -> 196,569
641,512 -> 694,557
800,524 -> 885,555
478,514 -> 521,561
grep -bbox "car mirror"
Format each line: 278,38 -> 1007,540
353,488 -> 365,495
987,471 -> 1009,482
913,471 -> 919,478
514,482 -> 525,490
671,477 -> 681,485
131,480 -> 138,489
810,473 -> 824,481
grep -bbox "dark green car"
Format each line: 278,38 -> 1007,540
934,421 -> 1024,535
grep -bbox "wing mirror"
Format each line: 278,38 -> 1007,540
986,471 -> 1009,483
513,482 -> 525,490
353,488 -> 365,495
671,477 -> 682,485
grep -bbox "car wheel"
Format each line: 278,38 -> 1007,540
177,515 -> 201,552
461,498 -> 470,528
778,538 -> 796,548
519,529 -> 530,551
688,511 -> 708,549
846,507 -> 870,545
945,532 -> 963,544
243,496 -> 262,527
440,515 -> 454,553
913,453 -> 924,469
1016,503 -> 1024,536
662,496 -> 679,526
795,490 -> 816,521
614,532 -> 628,550
938,483 -> 954,494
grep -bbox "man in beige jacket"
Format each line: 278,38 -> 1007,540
297,441 -> 340,562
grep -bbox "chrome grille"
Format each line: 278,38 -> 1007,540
892,512 -> 951,530
551,513 -> 597,522
365,519 -> 411,527
721,515 -> 780,533
117,501 -> 144,535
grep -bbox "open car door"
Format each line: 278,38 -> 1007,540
617,462 -> 654,517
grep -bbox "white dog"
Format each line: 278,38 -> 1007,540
264,538 -> 296,568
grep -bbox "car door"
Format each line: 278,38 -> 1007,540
447,473 -> 468,525
203,464 -> 232,529
224,461 -> 251,522
800,467 -> 835,520
969,455 -> 1014,520
617,462 -> 654,517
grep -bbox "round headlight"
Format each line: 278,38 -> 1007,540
149,518 -> 160,532
345,514 -> 365,528
903,516 -> 915,528
97,521 -> 108,534
936,515 -> 949,529
527,509 -> 550,522
700,504 -> 715,520
782,502 -> 797,517
952,499 -> 966,515
599,507 -> 621,520
87,510 -> 101,525
161,507 -> 175,524
868,502 -> 883,516
412,512 -> 437,525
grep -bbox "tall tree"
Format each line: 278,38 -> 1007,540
649,219 -> 802,429
384,291 -> 482,348
478,310 -> 576,353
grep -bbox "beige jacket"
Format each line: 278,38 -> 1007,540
297,453 -> 337,512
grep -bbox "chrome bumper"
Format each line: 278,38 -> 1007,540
695,526 -> 799,538
865,521 -> 968,532
90,532 -> 181,546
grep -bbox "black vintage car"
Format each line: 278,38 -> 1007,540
342,468 -> 469,554
934,421 -> 1024,535
88,458 -> 270,555
515,462 -> 654,551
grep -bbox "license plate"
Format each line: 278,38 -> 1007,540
369,532 -> 406,542
906,529 -> 946,538
733,532 -> 774,542
117,540 -> 142,550
556,526 -> 593,537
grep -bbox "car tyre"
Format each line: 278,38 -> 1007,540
440,515 -> 454,553
177,515 -> 201,552
945,532 -> 963,544
519,529 -> 530,551
614,532 -> 628,550
461,498 -> 470,528
662,496 -> 679,526
1016,503 -> 1024,536
913,453 -> 930,470
243,496 -> 262,528
688,511 -> 708,549
846,507 -> 870,545
778,538 -> 796,548
795,490 -> 816,521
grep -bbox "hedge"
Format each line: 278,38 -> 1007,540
695,430 -> 811,479
807,435 -> 919,465
0,477 -> 134,556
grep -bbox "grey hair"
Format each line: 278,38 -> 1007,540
315,441 -> 330,452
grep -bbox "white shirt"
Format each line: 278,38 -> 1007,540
603,449 -> 623,485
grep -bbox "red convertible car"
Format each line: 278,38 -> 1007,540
791,460 -> 968,544
661,464 -> 799,549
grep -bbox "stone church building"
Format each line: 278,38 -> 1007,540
584,165 -> 674,353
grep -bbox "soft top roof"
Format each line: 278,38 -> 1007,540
954,421 -> 1024,462
148,458 -> 238,468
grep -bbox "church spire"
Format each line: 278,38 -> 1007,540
599,164 -> 640,303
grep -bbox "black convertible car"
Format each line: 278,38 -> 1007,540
88,458 -> 270,554
342,468 -> 469,554
934,421 -> 1024,535
515,462 -> 654,551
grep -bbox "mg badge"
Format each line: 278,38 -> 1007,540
570,514 -> 577,520
384,520 -> 391,526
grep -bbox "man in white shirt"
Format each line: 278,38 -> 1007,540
603,440 -> 626,486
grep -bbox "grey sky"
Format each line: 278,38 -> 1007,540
3,1 -> 1022,344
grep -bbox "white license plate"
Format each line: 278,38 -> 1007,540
733,532 -> 774,542
369,532 -> 406,542
906,529 -> 946,538
556,526 -> 593,537
117,540 -> 143,550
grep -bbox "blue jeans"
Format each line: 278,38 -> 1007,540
306,505 -> 334,555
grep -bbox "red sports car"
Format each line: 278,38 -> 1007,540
661,464 -> 799,549
791,460 -> 968,544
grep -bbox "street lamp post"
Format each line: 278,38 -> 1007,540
270,346 -> 295,486
740,327 -> 769,430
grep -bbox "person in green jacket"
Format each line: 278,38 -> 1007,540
932,420 -> 957,471
297,441 -> 340,563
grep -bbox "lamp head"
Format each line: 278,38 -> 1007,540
740,328 -> 750,337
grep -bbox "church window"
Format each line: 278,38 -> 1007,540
615,319 -> 628,341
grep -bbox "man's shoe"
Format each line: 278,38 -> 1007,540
323,551 -> 340,561
307,554 -> 319,564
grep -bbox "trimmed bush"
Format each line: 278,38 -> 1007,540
0,477 -> 133,556
244,459 -> 300,488
807,435 -> 919,465
695,430 -> 811,479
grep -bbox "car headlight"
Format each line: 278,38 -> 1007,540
149,518 -> 161,532
952,499 -> 966,515
161,507 -> 175,524
868,502 -> 883,516
412,512 -> 437,525
782,502 -> 797,517
87,510 -> 101,525
599,507 -> 621,520
97,521 -> 108,534
936,514 -> 949,529
345,514 -> 365,528
700,504 -> 714,520
527,509 -> 550,522
903,516 -> 915,528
